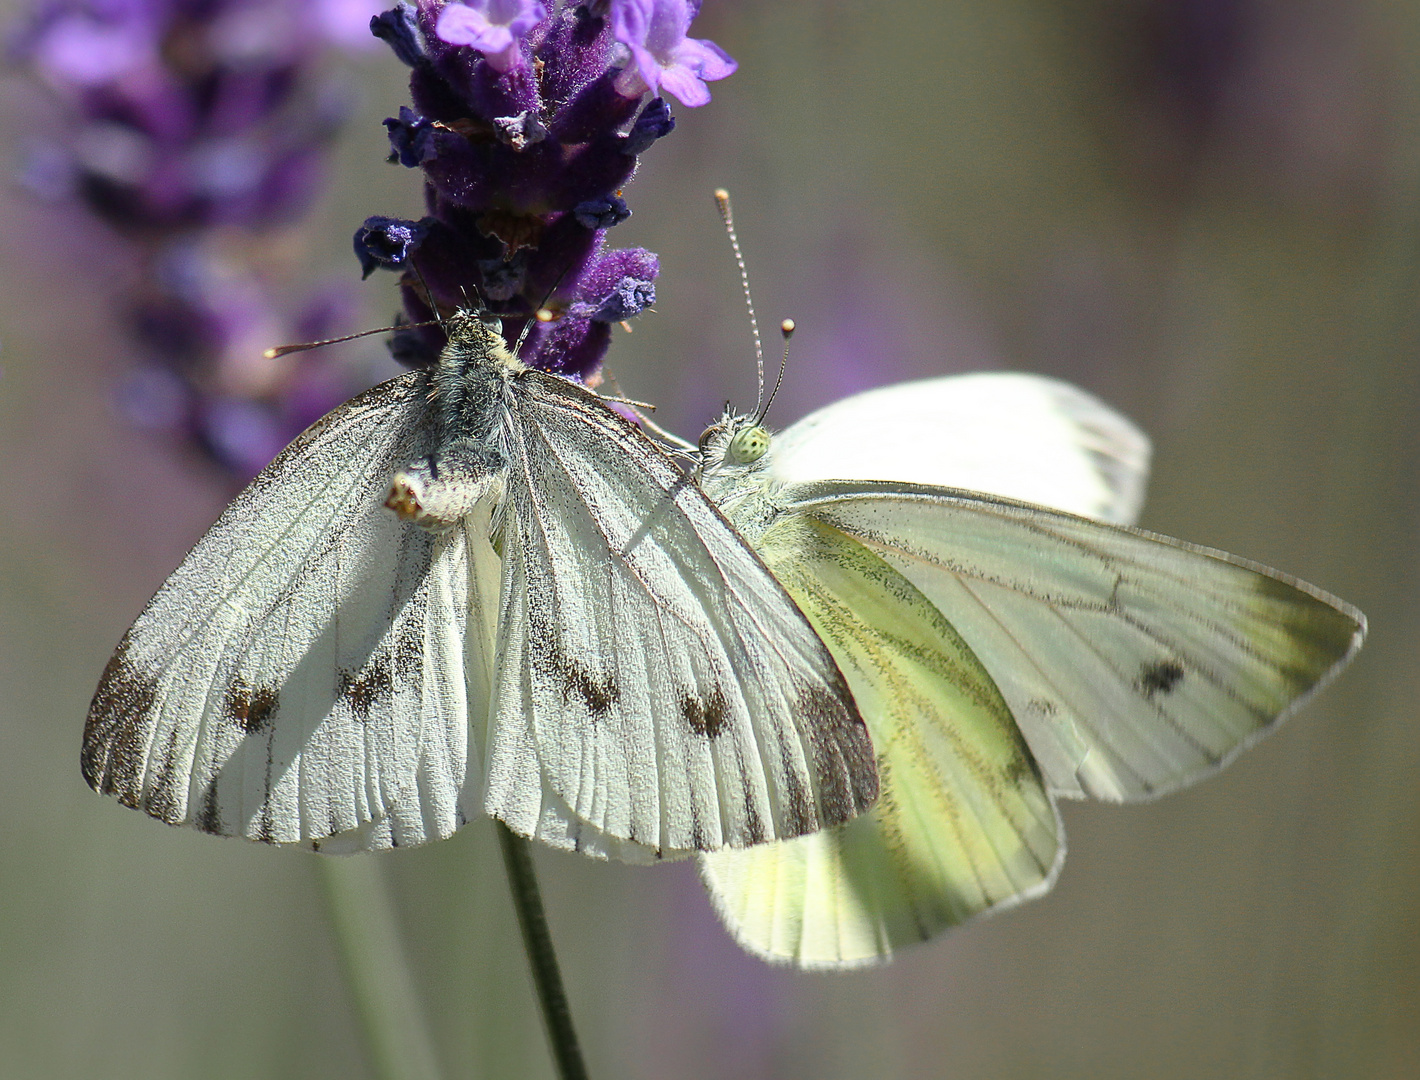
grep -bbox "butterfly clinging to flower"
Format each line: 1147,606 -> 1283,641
83,307 -> 879,858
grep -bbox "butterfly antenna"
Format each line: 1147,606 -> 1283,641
714,189 -> 765,414
410,263 -> 445,331
600,370 -> 694,451
263,319 -> 440,359
514,261 -> 577,358
756,319 -> 794,424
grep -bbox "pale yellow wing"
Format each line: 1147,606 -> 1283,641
700,516 -> 1061,967
781,482 -> 1365,802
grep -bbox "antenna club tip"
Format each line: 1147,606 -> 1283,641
262,347 -> 281,359
713,187 -> 730,202
780,319 -> 795,337
535,307 -> 555,323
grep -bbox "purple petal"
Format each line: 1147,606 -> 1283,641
436,4 -> 513,52
675,37 -> 735,83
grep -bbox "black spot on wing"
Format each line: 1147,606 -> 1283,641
83,636 -> 162,806
224,680 -> 279,734
681,689 -> 728,738
560,662 -> 618,717
338,652 -> 394,721
1138,659 -> 1185,699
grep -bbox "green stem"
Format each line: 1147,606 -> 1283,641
496,822 -> 589,1080
317,856 -> 445,1080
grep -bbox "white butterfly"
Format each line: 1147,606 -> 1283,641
82,308 -> 877,857
695,371 -> 1366,968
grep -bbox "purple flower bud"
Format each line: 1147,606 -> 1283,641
370,2 -> 430,67
621,95 -> 675,154
573,195 -> 630,229
518,314 -> 612,380
354,215 -> 432,278
384,106 -> 441,166
17,0 -> 396,477
569,246 -> 658,321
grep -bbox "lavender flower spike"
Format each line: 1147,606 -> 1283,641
435,0 -> 547,72
611,0 -> 736,107
363,0 -> 734,382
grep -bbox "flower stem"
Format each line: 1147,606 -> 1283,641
317,857 -> 445,1080
496,822 -> 589,1080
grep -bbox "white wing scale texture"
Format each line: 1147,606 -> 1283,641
769,372 -> 1151,523
484,372 -> 876,856
85,345 -> 878,857
83,372 -> 487,848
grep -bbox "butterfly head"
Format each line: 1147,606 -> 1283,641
698,409 -> 772,474
442,306 -> 504,348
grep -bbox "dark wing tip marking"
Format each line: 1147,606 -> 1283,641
338,652 -> 394,722
197,782 -> 223,835
797,682 -> 879,823
1137,658 -> 1185,700
224,680 -> 280,734
83,638 -> 161,804
681,688 -> 728,738
779,756 -> 817,838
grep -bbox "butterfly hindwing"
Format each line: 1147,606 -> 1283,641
83,372 -> 488,849
781,482 -> 1365,802
701,515 -> 1062,966
482,372 -> 877,855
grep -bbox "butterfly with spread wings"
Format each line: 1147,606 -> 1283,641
83,309 -> 877,857
694,372 -> 1366,968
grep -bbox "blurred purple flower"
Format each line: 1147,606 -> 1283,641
15,0 -> 390,478
361,0 -> 733,381
610,0 -> 736,108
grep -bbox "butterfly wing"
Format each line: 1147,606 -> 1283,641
482,372 -> 878,855
769,372 -> 1151,524
83,372 -> 494,850
699,375 -> 1151,964
700,515 -> 1062,966
776,482 -> 1365,802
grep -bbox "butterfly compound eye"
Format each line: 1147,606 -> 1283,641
728,425 -> 771,464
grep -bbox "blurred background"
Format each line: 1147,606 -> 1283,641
2,0 -> 1416,1077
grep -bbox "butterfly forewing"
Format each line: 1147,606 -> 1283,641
701,515 -> 1062,966
483,373 -> 877,854
768,373 -> 1152,524
84,372 -> 488,848
782,482 -> 1365,802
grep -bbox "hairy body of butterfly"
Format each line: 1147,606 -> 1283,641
83,309 -> 877,857
693,373 -> 1366,968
